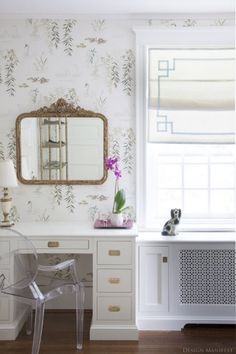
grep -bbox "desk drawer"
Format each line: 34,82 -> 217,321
97,296 -> 132,321
97,241 -> 132,265
32,239 -> 90,251
97,269 -> 132,293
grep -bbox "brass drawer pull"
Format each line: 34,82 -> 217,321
108,305 -> 120,312
162,256 -> 168,263
48,241 -> 60,248
108,250 -> 120,256
108,277 -> 120,284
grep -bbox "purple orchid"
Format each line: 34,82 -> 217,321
114,164 -> 122,179
105,157 -> 118,171
105,156 -> 126,213
105,157 -> 121,179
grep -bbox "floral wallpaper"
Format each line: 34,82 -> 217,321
0,18 -> 136,223
0,16 -> 234,225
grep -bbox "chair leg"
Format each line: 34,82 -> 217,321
75,283 -> 85,350
26,306 -> 33,335
31,301 -> 45,354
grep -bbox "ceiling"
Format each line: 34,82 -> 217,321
0,0 -> 235,16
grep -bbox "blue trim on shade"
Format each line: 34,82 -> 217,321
156,113 -> 234,136
155,56 -> 234,137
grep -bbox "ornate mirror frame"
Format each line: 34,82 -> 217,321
16,98 -> 108,185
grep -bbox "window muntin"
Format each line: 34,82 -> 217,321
146,143 -> 235,229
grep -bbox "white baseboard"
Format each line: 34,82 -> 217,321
90,323 -> 139,340
137,315 -> 236,330
0,308 -> 28,340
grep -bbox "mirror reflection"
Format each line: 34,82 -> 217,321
16,99 -> 108,185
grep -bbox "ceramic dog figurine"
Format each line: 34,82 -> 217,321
161,209 -> 181,236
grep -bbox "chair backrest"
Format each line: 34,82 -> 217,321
0,228 -> 38,290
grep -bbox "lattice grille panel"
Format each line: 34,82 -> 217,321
180,249 -> 235,305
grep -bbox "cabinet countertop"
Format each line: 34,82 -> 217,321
0,221 -> 138,238
138,231 -> 235,243
0,222 -> 234,242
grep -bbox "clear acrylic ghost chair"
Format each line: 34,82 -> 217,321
0,228 -> 85,354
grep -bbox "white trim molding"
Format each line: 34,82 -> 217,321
133,25 -> 235,229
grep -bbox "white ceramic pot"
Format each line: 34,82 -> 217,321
110,213 -> 124,227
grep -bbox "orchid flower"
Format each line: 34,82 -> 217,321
105,157 -> 118,171
105,156 -> 126,213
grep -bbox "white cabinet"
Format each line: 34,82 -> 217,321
0,241 -> 11,323
97,269 -> 132,293
0,297 -> 10,321
97,296 -> 132,321
97,241 -> 132,265
137,234 -> 236,330
139,246 -> 168,313
0,239 -> 18,340
91,238 -> 138,340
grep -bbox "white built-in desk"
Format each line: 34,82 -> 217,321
0,222 -> 138,341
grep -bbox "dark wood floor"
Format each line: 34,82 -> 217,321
0,311 -> 235,354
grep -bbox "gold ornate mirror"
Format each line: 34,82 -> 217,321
16,98 -> 108,185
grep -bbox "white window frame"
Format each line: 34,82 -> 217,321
134,26 -> 235,230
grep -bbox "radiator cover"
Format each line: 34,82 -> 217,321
179,249 -> 235,305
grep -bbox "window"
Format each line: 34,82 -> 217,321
135,27 -> 235,231
146,143 -> 235,229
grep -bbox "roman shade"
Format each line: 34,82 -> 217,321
148,48 -> 235,144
